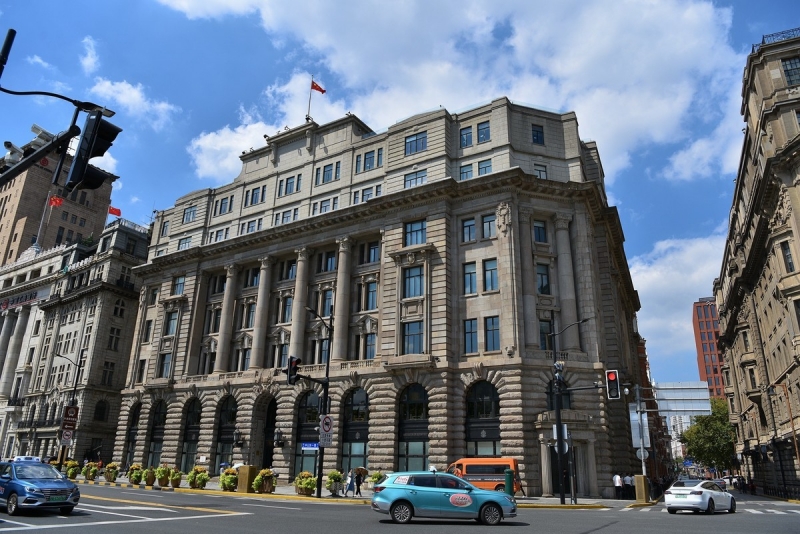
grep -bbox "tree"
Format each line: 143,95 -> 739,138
681,398 -> 735,471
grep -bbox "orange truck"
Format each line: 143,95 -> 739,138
446,457 -> 523,495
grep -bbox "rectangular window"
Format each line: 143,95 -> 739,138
243,302 -> 256,328
403,265 -> 424,298
101,361 -> 115,386
460,126 -> 473,148
164,311 -> 178,336
321,164 -> 334,184
143,320 -> 153,343
478,260 -> 497,295
404,220 -> 426,246
355,154 -> 362,173
335,161 -> 340,180
464,319 -> 478,353
282,297 -> 293,323
405,132 -> 427,155
482,214 -> 496,238
158,353 -> 171,378
464,263 -> 477,294
149,288 -> 159,305
782,57 -> 800,86
183,206 -> 197,223
319,250 -> 336,272
284,259 -> 297,280
477,121 -> 490,143
532,124 -> 544,145
404,170 -> 427,189
172,275 -> 185,295
485,316 -> 500,351
367,241 -> 380,263
364,333 -> 377,359
321,289 -> 334,317
362,188 -> 373,201
781,241 -> 795,272
462,218 -> 475,242
107,327 -> 121,351
285,176 -> 296,195
533,220 -> 547,242
177,237 -> 191,250
160,221 -> 169,236
364,150 -> 375,171
460,164 -> 473,181
539,319 -> 553,350
136,359 -> 146,383
403,321 -> 424,354
365,282 -> 378,310
478,159 -> 492,176
533,164 -> 547,179
536,264 -> 550,294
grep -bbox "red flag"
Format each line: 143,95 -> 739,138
108,206 -> 121,216
311,80 -> 326,94
49,195 -> 63,207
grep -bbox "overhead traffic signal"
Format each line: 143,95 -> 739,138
286,356 -> 301,385
605,370 -> 621,400
0,125 -> 80,188
65,110 -> 122,192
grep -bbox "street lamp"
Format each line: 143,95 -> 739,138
547,317 -> 591,505
304,305 -> 332,500
55,354 -> 83,473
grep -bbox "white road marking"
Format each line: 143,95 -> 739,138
620,508 -> 633,512
0,519 -> 35,527
78,503 -> 178,513
0,511 -> 250,531
763,510 -> 787,514
744,509 -> 764,514
242,503 -> 302,510
74,506 -> 150,519
121,492 -> 160,497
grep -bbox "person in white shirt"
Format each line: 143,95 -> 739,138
623,474 -> 634,499
613,473 -> 623,499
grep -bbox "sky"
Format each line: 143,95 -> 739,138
1,0 -> 798,384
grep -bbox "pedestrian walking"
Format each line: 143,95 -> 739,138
344,469 -> 355,497
623,473 -> 634,499
613,473 -> 623,499
355,471 -> 363,497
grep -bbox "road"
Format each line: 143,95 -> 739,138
0,485 -> 794,533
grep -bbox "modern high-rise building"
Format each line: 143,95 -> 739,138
715,27 -> 800,495
0,125 -> 114,266
692,298 -> 723,399
114,96 -> 646,498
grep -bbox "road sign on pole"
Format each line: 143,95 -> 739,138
61,430 -> 73,446
61,406 -> 79,431
319,415 -> 333,447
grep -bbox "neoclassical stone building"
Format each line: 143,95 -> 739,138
114,97 -> 643,497
715,28 -> 800,496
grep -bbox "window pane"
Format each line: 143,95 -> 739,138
460,127 -> 472,147
483,259 -> 497,291
462,218 -> 475,242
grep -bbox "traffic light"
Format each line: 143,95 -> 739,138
605,370 -> 621,400
65,110 -> 121,192
0,125 -> 80,187
286,356 -> 301,385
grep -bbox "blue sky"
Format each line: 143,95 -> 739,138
1,0 -> 798,383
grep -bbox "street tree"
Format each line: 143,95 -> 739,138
680,398 -> 735,471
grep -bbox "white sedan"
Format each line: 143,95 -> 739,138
665,479 -> 736,514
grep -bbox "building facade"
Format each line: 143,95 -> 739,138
114,97 -> 644,497
0,218 -> 148,461
0,125 -> 114,267
693,298 -> 724,399
715,27 -> 800,496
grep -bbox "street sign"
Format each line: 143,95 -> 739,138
320,414 -> 334,447
301,442 -> 319,451
61,429 -> 73,446
61,406 -> 79,431
552,424 -> 568,453
636,449 -> 649,460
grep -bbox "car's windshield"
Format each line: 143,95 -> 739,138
15,464 -> 61,480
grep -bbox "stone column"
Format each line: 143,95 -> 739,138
519,211 -> 538,347
0,310 -> 18,377
250,256 -> 273,369
332,237 -> 352,361
0,306 -> 30,398
214,264 -> 239,373
554,213 -> 580,350
540,439 -> 553,496
587,438 -> 599,497
289,248 -> 312,361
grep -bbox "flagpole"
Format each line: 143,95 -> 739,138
307,75 -> 314,122
34,192 -> 52,251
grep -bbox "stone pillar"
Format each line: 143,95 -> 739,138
554,213 -> 580,350
587,438 -> 599,497
289,248 -> 312,361
251,256 -> 273,369
0,306 -> 30,398
214,264 -> 239,373
0,310 -> 18,377
332,237 -> 352,361
519,211 -> 538,347
540,439 -> 553,496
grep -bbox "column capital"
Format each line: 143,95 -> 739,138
554,212 -> 572,230
295,247 -> 313,261
336,236 -> 353,251
518,209 -> 533,224
258,256 -> 275,268
225,264 -> 240,278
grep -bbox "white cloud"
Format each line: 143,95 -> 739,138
130,196 -> 141,204
89,78 -> 181,131
629,232 -> 726,381
26,55 -> 52,69
80,36 -> 100,75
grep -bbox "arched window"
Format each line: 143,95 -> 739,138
294,391 -> 320,476
398,384 -> 429,471
124,403 -> 141,468
113,299 -> 125,318
94,400 -> 108,421
342,388 -> 369,473
181,398 -> 202,473
546,380 -> 571,410
214,396 -> 237,474
147,400 -> 167,467
465,381 -> 501,456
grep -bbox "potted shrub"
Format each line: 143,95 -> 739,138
155,465 -> 171,487
170,469 -> 183,488
187,466 -> 210,489
104,462 -> 119,482
219,467 -> 238,491
65,461 -> 80,480
293,471 -> 317,496
325,470 -> 344,496
128,464 -> 143,485
368,471 -> 383,490
82,462 -> 99,481
252,468 -> 277,494
144,466 -> 156,487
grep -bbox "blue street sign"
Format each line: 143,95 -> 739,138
301,442 -> 319,451
683,460 -> 693,466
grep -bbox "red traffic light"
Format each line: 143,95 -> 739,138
607,371 -> 617,381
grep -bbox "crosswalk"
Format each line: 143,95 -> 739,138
617,507 -> 800,514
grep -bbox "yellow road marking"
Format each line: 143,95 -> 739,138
81,494 -> 239,514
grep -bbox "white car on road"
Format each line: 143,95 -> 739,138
665,479 -> 736,514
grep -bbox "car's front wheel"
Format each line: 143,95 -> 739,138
706,498 -> 715,514
7,493 -> 19,516
494,484 -> 505,492
390,501 -> 413,524
728,498 -> 736,513
480,503 -> 502,526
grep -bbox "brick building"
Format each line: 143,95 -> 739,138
692,297 -> 724,399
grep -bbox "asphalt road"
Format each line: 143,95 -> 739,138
0,485 -> 795,533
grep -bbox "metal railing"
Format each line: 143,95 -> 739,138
753,26 -> 800,53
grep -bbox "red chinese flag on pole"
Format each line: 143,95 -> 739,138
108,206 -> 121,216
311,80 -> 326,94
48,195 -> 63,207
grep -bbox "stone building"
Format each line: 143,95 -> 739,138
0,218 -> 149,462
714,27 -> 800,495
114,97 -> 644,497
0,125 -> 114,266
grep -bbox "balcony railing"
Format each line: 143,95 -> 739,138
753,26 -> 800,53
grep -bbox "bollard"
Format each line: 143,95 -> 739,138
504,469 -> 514,496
